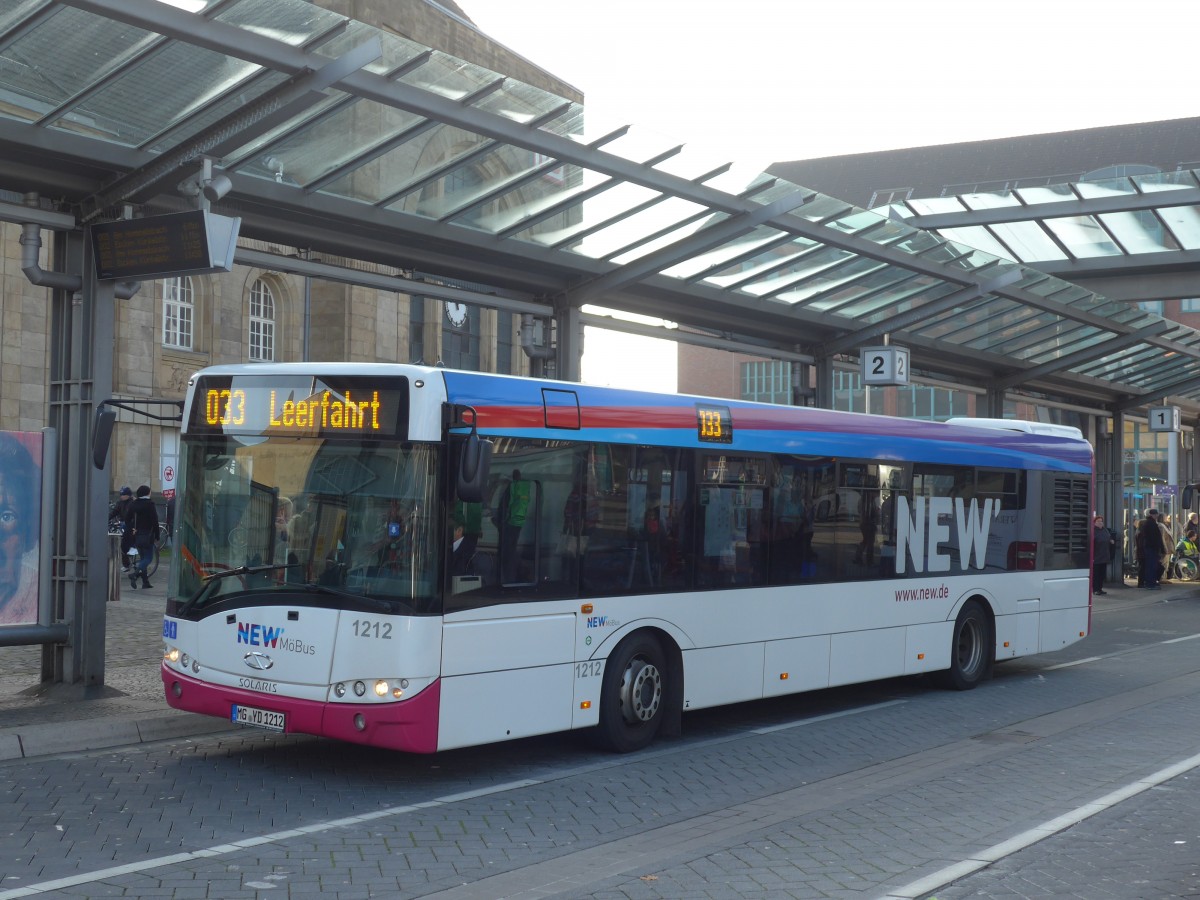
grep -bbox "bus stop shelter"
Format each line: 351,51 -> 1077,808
2,0 -> 1200,688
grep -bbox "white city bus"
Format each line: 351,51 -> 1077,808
160,364 -> 1094,752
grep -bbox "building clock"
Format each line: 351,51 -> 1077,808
444,301 -> 468,327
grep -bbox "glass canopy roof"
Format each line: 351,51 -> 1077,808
891,170 -> 1200,267
1,0 -> 1198,414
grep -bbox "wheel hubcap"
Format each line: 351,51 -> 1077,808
620,658 -> 662,724
958,618 -> 983,674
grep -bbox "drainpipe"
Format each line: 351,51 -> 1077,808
19,221 -> 81,293
520,314 -> 555,360
19,195 -> 139,298
520,314 -> 555,378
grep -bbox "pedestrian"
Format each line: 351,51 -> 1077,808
114,485 -> 135,572
1138,509 -> 1166,589
1092,514 -> 1114,595
1158,511 -> 1174,582
125,485 -> 159,590
496,469 -> 530,585
1133,518 -> 1145,587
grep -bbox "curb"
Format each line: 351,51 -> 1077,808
0,711 -> 237,762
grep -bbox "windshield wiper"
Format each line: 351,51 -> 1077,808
179,563 -> 303,614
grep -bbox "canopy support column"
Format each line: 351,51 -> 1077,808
813,355 -> 834,409
985,387 -> 1006,418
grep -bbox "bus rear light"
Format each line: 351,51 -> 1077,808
1008,541 -> 1038,571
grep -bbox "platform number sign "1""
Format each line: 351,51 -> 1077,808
861,346 -> 910,386
1148,406 -> 1181,433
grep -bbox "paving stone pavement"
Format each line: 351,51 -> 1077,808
2,575 -> 1200,899
0,568 -> 234,761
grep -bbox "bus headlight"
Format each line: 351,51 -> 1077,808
373,679 -> 389,697
334,683 -> 346,698
353,680 -> 366,697
164,647 -> 180,663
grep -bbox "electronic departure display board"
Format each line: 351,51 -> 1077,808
188,375 -> 409,441
91,210 -> 241,280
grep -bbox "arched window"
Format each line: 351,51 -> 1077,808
249,278 -> 275,362
162,276 -> 194,350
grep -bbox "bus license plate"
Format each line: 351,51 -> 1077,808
232,704 -> 285,732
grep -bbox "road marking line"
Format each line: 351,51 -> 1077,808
752,699 -> 906,734
0,700 -> 898,899
1044,655 -> 1103,669
0,781 -> 536,899
1162,632 -> 1200,644
875,748 -> 1200,900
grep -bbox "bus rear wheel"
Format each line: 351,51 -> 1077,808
941,599 -> 991,691
596,633 -> 666,753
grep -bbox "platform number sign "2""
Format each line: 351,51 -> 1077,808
861,346 -> 910,386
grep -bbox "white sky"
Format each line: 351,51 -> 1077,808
460,0 -> 1200,391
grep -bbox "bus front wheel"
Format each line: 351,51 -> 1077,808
941,599 -> 991,691
596,633 -> 666,753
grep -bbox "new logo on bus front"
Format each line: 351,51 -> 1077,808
895,497 -> 1000,574
234,620 -> 318,656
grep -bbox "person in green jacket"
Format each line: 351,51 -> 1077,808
498,469 -> 530,583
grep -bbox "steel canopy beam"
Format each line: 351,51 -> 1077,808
990,323 -> 1173,392
568,190 -> 814,303
901,186 -> 1200,229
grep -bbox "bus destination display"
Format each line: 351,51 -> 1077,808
696,404 -> 733,443
189,375 -> 407,439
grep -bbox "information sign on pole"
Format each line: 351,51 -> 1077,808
1148,406 -> 1181,433
861,346 -> 910,386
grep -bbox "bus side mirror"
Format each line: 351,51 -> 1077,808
92,406 -> 116,469
457,433 -> 493,503
1184,484 -> 1196,511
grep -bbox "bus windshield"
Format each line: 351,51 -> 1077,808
170,435 -> 442,615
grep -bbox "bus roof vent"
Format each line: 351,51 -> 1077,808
944,417 -> 1085,440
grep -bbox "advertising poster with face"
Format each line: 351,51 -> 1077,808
0,430 -> 42,627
